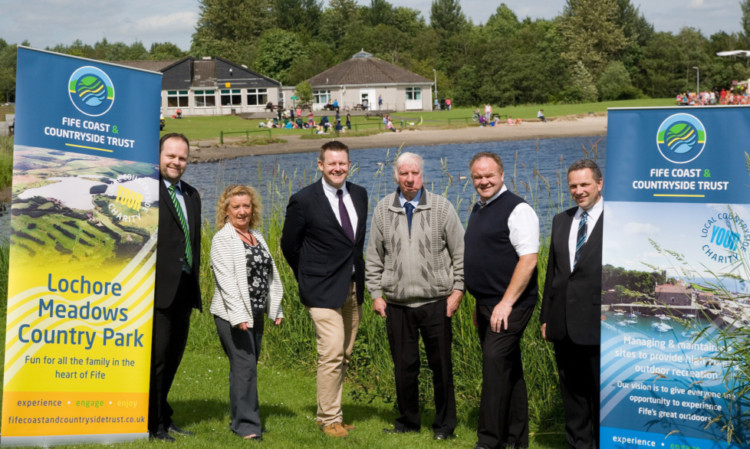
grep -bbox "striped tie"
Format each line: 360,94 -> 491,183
167,184 -> 193,268
573,211 -> 588,269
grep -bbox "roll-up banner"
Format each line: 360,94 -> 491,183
1,47 -> 161,446
602,107 -> 750,448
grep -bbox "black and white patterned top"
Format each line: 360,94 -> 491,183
243,241 -> 272,315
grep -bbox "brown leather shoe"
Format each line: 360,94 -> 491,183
317,420 -> 355,430
322,422 -> 349,437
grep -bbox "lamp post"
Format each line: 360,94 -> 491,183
433,68 -> 438,110
692,66 -> 700,94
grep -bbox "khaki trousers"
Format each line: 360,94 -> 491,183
307,282 -> 361,425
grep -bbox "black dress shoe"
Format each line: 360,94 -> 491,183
168,422 -> 194,436
434,432 -> 453,440
149,428 -> 175,442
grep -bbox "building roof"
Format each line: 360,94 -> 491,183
655,284 -> 690,294
308,50 -> 431,87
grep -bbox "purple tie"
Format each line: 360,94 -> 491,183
337,189 -> 355,242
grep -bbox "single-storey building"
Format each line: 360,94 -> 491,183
118,56 -> 282,117
284,50 -> 433,112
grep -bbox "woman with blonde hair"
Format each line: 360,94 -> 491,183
210,184 -> 283,441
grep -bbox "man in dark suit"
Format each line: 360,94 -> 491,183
149,133 -> 202,442
541,159 -> 603,449
280,140 -> 367,438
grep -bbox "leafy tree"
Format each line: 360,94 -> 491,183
559,0 -> 629,77
567,61 -> 598,102
742,0 -> 750,48
273,0 -> 323,36
191,0 -> 271,65
0,39 -> 18,103
366,0 -> 394,26
149,42 -> 186,60
295,80 -> 313,104
597,60 -> 635,100
253,28 -> 306,84
430,0 -> 468,36
638,31 -> 686,97
318,0 -> 362,46
286,42 -> 335,85
452,64 -> 481,106
485,3 -> 520,37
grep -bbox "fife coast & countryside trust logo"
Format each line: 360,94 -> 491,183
68,66 -> 115,117
656,113 -> 706,164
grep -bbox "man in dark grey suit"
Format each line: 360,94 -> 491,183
280,140 -> 367,438
541,159 -> 603,449
149,133 -> 202,441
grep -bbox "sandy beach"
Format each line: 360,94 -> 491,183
189,114 -> 607,162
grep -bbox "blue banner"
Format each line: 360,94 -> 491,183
602,107 -> 750,448
14,47 -> 160,163
2,47 -> 161,447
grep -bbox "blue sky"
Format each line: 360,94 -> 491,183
0,0 -> 744,52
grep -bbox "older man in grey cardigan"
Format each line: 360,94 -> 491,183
365,152 -> 464,441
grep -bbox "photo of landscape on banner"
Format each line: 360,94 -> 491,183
601,107 -> 750,448
1,47 -> 161,446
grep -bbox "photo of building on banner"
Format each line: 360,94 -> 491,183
601,107 -> 750,448
1,47 -> 161,446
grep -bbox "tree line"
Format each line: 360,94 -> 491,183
4,0 -> 750,106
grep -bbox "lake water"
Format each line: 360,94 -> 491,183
183,136 -> 607,237
0,136 -> 606,241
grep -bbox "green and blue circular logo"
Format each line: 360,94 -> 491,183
656,113 -> 706,164
68,66 -> 115,117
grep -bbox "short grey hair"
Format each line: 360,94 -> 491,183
392,152 -> 424,178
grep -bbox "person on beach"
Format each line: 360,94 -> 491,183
149,133 -> 202,441
281,141 -> 368,438
541,159 -> 603,449
366,152 -> 464,441
210,185 -> 283,441
464,152 -> 539,449
537,109 -> 546,122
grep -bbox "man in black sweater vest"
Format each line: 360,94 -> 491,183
464,152 -> 540,449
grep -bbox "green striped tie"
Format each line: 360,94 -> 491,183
167,184 -> 193,268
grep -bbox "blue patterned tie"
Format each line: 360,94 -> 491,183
167,184 -> 193,268
404,202 -> 414,231
574,211 -> 588,269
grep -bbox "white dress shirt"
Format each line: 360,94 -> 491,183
482,185 -> 540,256
568,197 -> 603,269
321,179 -> 359,236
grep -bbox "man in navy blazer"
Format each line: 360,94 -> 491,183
281,140 -> 367,438
541,159 -> 603,449
149,133 -> 202,441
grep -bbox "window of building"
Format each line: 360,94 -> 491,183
314,90 -> 331,104
167,90 -> 189,107
247,88 -> 268,106
195,90 -> 216,107
221,89 -> 242,106
405,87 -> 421,100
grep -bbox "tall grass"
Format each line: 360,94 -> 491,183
188,150 -> 571,435
0,136 -> 13,189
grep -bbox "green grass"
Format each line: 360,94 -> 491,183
0,136 -> 12,189
162,98 -> 675,142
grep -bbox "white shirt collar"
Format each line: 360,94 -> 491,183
480,184 -> 507,207
322,179 -> 348,196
